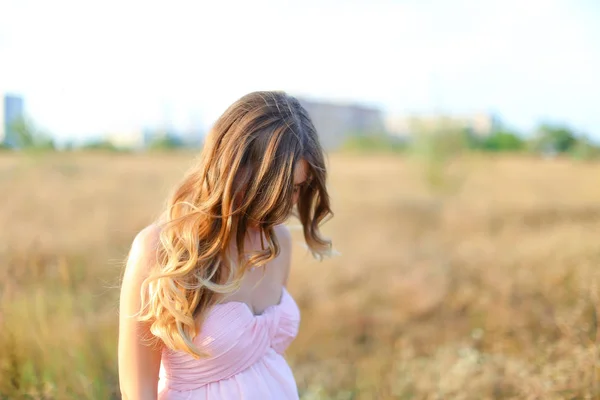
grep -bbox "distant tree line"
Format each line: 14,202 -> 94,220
0,118 -> 197,153
468,123 -> 600,160
2,117 -> 599,161
341,123 -> 600,160
70,133 -> 186,152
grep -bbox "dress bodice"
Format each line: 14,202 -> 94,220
158,287 -> 300,396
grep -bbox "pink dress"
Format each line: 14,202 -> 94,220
157,287 -> 301,399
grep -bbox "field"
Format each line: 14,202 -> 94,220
1,151 -> 599,399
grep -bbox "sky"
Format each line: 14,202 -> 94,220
1,0 -> 599,142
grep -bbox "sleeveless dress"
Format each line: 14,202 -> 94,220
157,287 -> 301,399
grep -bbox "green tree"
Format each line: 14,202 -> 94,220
409,124 -> 470,196
80,140 -> 120,152
481,130 -> 525,152
531,123 -> 576,153
461,128 -> 484,150
341,132 -> 407,153
147,134 -> 184,151
569,136 -> 600,161
10,117 -> 55,151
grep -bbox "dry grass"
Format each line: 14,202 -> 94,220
0,151 -> 599,399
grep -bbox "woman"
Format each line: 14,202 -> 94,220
118,91 -> 333,399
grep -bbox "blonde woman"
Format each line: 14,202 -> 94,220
118,91 -> 333,399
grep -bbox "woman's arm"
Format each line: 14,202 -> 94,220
275,224 -> 293,287
118,225 -> 163,400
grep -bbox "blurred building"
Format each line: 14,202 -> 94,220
385,112 -> 499,138
106,129 -> 148,150
0,94 -> 25,147
105,127 -> 197,150
297,97 -> 385,150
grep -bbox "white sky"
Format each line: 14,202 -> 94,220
1,0 -> 599,141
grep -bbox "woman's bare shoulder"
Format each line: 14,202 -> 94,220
132,224 -> 162,253
273,224 -> 293,286
124,224 -> 162,279
273,224 -> 292,250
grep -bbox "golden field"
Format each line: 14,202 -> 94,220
0,151 -> 599,399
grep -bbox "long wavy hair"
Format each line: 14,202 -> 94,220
137,91 -> 333,358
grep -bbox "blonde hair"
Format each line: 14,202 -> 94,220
137,91 -> 333,358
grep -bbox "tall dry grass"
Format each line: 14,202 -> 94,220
0,151 -> 599,399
